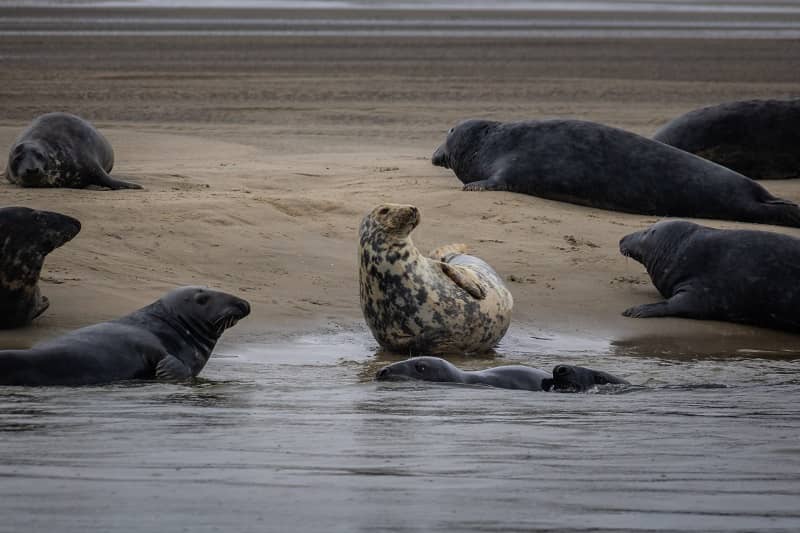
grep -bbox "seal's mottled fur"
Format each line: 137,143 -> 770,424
359,203 -> 513,355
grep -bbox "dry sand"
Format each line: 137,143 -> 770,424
2,21 -> 800,354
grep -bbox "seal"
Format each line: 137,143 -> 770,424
0,286 -> 250,386
359,203 -> 513,355
619,220 -> 800,332
548,364 -> 630,392
4,112 -> 142,190
0,206 -> 81,329
375,356 -> 552,391
431,119 -> 800,228
653,98 -> 800,180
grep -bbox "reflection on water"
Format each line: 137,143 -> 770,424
1,326 -> 799,532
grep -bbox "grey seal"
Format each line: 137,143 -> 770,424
5,112 -> 142,190
0,206 -> 81,329
620,220 -> 800,332
432,118 -> 800,227
0,286 -> 250,386
359,203 -> 513,355
653,98 -> 800,180
549,364 -> 630,392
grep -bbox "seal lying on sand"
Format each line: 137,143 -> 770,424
0,206 -> 81,329
620,220 -> 800,332
376,357 -> 628,392
432,119 -> 800,227
653,99 -> 800,180
0,286 -> 250,386
359,203 -> 513,355
5,112 -> 142,190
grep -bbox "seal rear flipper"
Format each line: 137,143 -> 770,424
439,262 -> 487,300
155,354 -> 193,381
429,243 -> 468,262
92,168 -> 143,190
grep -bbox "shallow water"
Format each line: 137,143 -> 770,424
1,326 -> 799,532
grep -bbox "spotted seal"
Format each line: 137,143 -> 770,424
0,286 -> 250,386
359,203 -> 513,355
5,112 -> 142,189
653,98 -> 800,180
620,220 -> 800,332
0,206 -> 81,329
432,118 -> 800,227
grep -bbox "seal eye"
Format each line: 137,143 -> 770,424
378,207 -> 390,215
414,362 -> 427,374
194,293 -> 210,305
448,128 -> 454,134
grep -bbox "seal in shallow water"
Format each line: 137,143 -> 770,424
620,220 -> 800,332
359,203 -> 513,355
0,206 -> 81,329
5,112 -> 142,190
549,364 -> 630,392
0,286 -> 250,386
431,118 -> 800,227
653,99 -> 800,180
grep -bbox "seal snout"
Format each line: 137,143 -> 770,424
376,366 -> 391,380
432,144 -> 448,168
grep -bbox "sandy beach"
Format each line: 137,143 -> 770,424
2,7 -> 800,353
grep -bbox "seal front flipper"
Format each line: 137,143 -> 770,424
438,262 -> 487,300
622,291 -> 704,319
462,179 -> 508,192
429,243 -> 468,262
155,354 -> 193,381
92,168 -> 143,190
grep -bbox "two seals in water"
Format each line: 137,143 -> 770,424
5,112 -> 142,190
432,118 -> 800,227
620,220 -> 800,332
376,356 -> 629,392
654,98 -> 800,180
359,203 -> 513,355
0,286 -> 250,386
0,206 -> 81,329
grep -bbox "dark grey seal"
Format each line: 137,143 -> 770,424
653,99 -> 800,180
431,119 -> 800,228
376,356 -> 552,391
0,206 -> 81,329
0,286 -> 250,386
620,220 -> 800,332
359,203 -> 513,356
549,364 -> 630,392
5,112 -> 142,189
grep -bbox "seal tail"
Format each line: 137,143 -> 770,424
429,243 -> 468,262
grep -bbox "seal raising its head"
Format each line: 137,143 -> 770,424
0,206 -> 81,329
359,204 -> 513,355
0,286 -> 250,386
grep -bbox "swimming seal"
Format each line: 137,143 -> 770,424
549,364 -> 630,392
0,206 -> 81,329
432,119 -> 800,227
5,112 -> 142,190
653,99 -> 800,180
620,220 -> 800,332
359,203 -> 513,355
376,356 -> 551,391
0,286 -> 250,386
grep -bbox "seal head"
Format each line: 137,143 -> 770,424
432,119 -> 499,181
376,356 -> 463,382
548,365 -> 630,392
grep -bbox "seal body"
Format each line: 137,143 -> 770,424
432,119 -> 800,228
0,206 -> 81,329
359,204 -> 513,355
5,112 -> 141,190
653,99 -> 800,180
376,356 -> 551,391
549,364 -> 630,392
0,286 -> 250,386
620,220 -> 800,332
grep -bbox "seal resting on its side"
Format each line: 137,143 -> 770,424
0,206 -> 81,329
359,203 -> 513,355
653,98 -> 800,180
0,286 -> 250,386
432,119 -> 800,227
5,112 -> 142,190
620,220 -> 800,332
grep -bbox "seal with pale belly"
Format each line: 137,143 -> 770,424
653,98 -> 800,180
359,204 -> 513,355
620,220 -> 800,332
432,119 -> 800,228
0,286 -> 250,386
5,112 -> 142,190
0,206 -> 81,329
